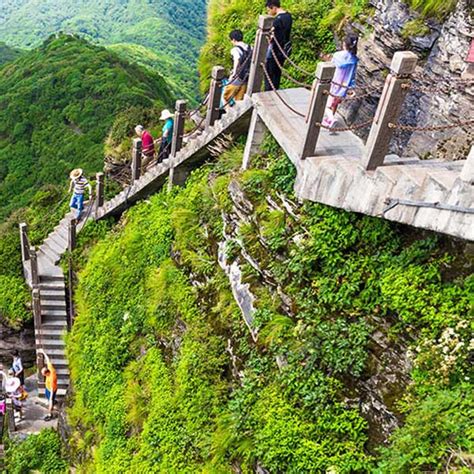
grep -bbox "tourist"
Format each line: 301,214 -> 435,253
135,125 -> 156,167
264,0 -> 292,91
223,30 -> 252,107
158,109 -> 174,162
38,349 -> 57,421
323,35 -> 359,129
6,369 -> 24,420
12,350 -> 24,387
69,169 -> 92,221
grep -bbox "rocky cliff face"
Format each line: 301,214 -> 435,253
0,319 -> 35,369
344,0 -> 473,161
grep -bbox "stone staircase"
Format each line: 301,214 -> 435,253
96,97 -> 253,219
24,98 -> 253,401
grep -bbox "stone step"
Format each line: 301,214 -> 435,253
44,237 -> 66,256
38,388 -> 68,398
35,328 -> 67,338
41,320 -> 68,329
36,348 -> 66,357
36,357 -> 69,368
39,245 -> 60,265
427,170 -> 458,191
50,232 -> 68,250
36,338 -> 65,348
40,298 -> 66,307
40,289 -> 66,300
375,165 -> 405,185
398,166 -> 428,187
39,275 -> 65,284
41,309 -> 67,317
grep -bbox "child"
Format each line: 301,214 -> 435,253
323,36 -> 359,128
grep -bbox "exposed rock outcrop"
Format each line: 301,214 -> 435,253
343,0 -> 473,160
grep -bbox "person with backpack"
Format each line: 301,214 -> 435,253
322,35 -> 359,129
223,30 -> 252,107
265,0 -> 292,91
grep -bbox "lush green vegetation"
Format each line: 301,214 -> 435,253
0,42 -> 22,67
199,0 -> 371,91
0,34 -> 173,327
0,0 -> 207,98
408,0 -> 458,19
5,428 -> 68,473
60,138 -> 473,472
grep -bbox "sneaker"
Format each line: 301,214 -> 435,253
43,414 -> 52,421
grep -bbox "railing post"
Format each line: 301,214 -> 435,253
131,138 -> 142,182
460,146 -> 474,184
299,62 -> 336,160
68,219 -> 76,252
206,66 -> 226,129
32,287 -> 42,333
171,100 -> 187,158
5,398 -> 15,432
362,51 -> 418,170
247,15 -> 274,96
29,247 -> 39,287
19,223 -> 30,262
95,172 -> 105,211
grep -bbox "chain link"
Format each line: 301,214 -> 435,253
388,119 -> 474,132
261,62 -> 306,118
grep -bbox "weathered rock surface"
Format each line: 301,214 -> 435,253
0,319 -> 35,369
343,0 -> 473,160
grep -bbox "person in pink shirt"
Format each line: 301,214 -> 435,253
135,125 -> 156,166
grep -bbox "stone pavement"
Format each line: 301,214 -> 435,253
10,374 -> 57,439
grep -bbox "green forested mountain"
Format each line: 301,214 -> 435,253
0,0 -> 207,98
0,34 -> 173,327
0,42 -> 22,66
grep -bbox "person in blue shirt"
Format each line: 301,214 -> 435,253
158,109 -> 174,162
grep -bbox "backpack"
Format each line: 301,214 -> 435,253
235,45 -> 253,82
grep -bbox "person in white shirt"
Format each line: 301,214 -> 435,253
12,350 -> 24,387
223,30 -> 252,108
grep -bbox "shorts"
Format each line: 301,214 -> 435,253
224,84 -> 247,104
45,388 -> 57,405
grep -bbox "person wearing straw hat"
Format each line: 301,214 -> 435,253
158,109 -> 174,162
38,349 -> 57,421
5,369 -> 24,420
68,168 -> 92,221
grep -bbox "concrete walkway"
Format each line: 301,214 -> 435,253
10,374 -> 57,439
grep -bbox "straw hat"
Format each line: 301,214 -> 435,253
70,168 -> 83,180
160,109 -> 174,121
5,377 -> 20,393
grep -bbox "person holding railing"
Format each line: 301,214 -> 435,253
38,349 -> 57,421
157,109 -> 174,162
264,0 -> 292,91
69,168 -> 92,221
135,125 -> 156,167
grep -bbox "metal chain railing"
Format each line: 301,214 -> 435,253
261,62 -> 306,118
266,33 -> 314,77
388,118 -> 474,132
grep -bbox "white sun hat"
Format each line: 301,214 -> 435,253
70,168 -> 83,180
160,109 -> 174,121
5,377 -> 20,393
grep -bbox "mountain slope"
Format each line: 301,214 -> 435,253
0,42 -> 22,67
0,34 -> 172,220
0,0 -> 207,98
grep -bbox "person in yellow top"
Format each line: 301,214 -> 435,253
38,349 -> 58,421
